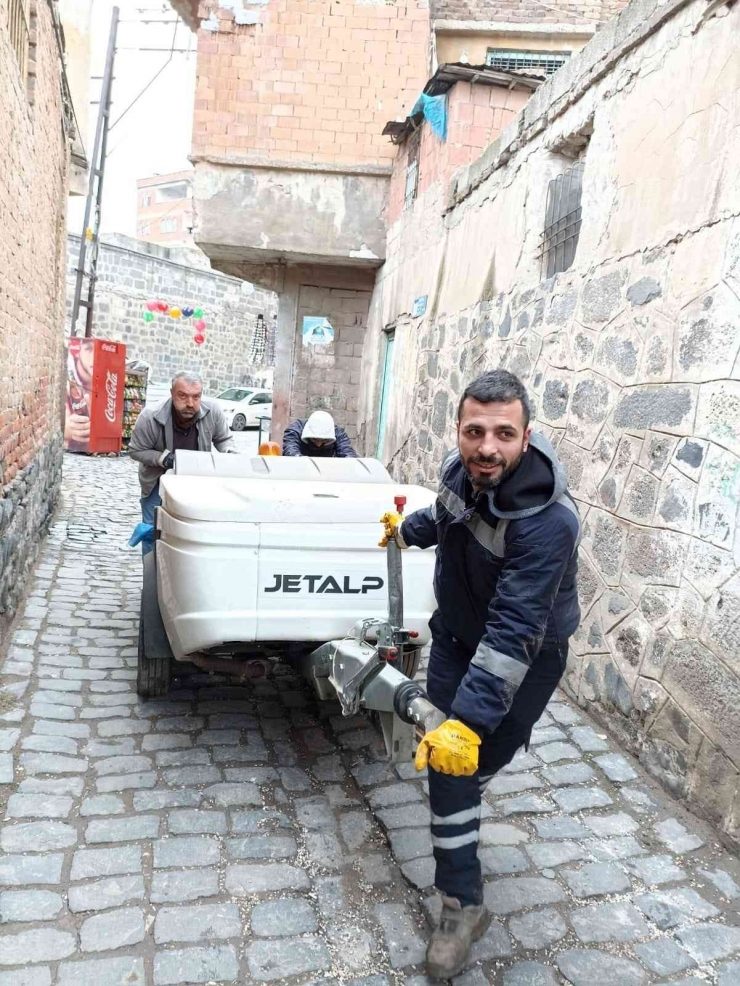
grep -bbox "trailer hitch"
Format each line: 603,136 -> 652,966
300,493 -> 445,760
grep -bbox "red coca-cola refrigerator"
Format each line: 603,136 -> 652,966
64,338 -> 126,454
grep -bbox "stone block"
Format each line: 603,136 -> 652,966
567,373 -> 621,449
508,907 -> 567,949
68,876 -> 145,913
678,923 -> 740,963
556,949 -> 646,985
625,854 -> 687,887
612,384 -> 698,437
154,902 -> 242,944
150,868 -> 219,904
663,641 -> 740,765
635,887 -> 720,929
562,862 -> 630,898
552,786 -> 612,813
153,945 -> 239,985
570,901 -> 649,942
225,863 -> 310,894
593,317 -> 642,386
0,890 -> 63,923
80,907 -> 146,952
374,903 -> 426,968
250,898 -> 317,936
247,937 -> 331,981
483,877 -> 565,915
57,957 -> 146,986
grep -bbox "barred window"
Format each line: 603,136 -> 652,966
486,48 -> 570,76
8,0 -> 30,85
538,162 -> 584,279
160,217 -> 178,233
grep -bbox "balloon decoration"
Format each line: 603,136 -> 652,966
142,301 -> 209,345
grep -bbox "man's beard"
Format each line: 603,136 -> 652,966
464,449 -> 524,491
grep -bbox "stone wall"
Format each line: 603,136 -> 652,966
66,235 -> 277,393
0,0 -> 70,638
358,0 -> 740,842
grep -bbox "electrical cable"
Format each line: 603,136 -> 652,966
108,15 -> 179,133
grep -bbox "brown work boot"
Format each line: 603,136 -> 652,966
426,895 -> 491,980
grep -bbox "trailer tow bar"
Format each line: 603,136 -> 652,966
301,493 -> 445,760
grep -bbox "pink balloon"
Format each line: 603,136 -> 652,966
146,301 -> 158,312
194,319 -> 206,331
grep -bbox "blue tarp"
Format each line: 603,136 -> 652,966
411,92 -> 447,141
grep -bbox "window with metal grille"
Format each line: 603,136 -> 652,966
8,0 -> 30,86
486,48 -> 570,76
538,161 -> 584,279
404,159 -> 418,209
160,217 -> 178,233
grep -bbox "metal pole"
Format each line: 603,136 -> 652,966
70,7 -> 119,338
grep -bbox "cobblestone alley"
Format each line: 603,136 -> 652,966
3,453 -> 740,986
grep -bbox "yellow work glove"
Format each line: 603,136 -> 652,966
378,511 -> 404,548
415,719 -> 481,776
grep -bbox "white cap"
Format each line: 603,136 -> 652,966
302,410 -> 336,442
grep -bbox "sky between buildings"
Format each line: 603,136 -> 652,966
67,0 -> 196,239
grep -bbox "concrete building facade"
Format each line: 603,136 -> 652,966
66,234 -> 277,394
358,0 -> 740,842
1,0 -> 84,636
169,0 -> 627,446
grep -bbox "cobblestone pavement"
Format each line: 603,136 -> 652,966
2,454 -> 740,986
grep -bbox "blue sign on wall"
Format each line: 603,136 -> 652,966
413,295 -> 428,317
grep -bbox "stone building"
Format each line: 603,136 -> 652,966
358,0 -> 740,841
0,0 -> 87,636
166,0 -> 625,445
65,234 -> 277,393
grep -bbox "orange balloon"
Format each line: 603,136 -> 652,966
259,441 -> 281,456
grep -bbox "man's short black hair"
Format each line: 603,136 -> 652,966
457,369 -> 531,428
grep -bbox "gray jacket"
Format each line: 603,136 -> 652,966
129,397 -> 236,496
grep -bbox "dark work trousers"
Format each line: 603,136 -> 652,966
426,622 -> 568,907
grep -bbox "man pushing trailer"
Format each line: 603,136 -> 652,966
380,369 -> 581,979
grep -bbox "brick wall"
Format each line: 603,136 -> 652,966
0,0 -> 69,631
290,284 -> 372,442
430,0 -> 625,23
192,0 -> 432,168
66,235 -> 277,392
388,80 -> 530,227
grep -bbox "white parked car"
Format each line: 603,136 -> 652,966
144,380 -> 172,408
213,387 -> 273,431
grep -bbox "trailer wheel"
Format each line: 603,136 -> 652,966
137,614 -> 171,698
401,646 -> 422,680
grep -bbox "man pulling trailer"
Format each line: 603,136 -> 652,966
381,369 -> 581,979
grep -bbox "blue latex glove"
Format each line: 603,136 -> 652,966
128,523 -> 154,547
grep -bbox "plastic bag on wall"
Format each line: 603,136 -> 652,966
411,93 -> 448,141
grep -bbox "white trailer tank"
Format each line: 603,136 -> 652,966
156,452 -> 437,661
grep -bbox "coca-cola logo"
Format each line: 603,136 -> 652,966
101,343 -> 117,353
104,371 -> 118,423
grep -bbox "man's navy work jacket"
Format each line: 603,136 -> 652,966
399,431 -> 581,736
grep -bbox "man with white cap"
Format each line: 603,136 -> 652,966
282,410 -> 357,458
